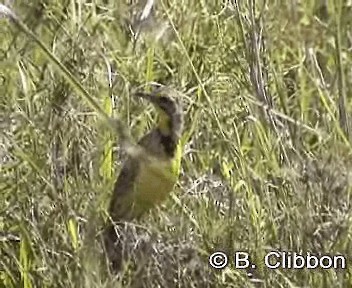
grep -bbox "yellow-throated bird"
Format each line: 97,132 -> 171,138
103,90 -> 183,270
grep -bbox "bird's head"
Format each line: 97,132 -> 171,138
134,91 -> 183,139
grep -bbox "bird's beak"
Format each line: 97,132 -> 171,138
133,92 -> 156,103
133,92 -> 164,112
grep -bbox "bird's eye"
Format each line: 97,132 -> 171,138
156,96 -> 171,108
159,96 -> 170,103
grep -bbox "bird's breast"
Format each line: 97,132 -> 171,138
131,157 -> 180,217
135,159 -> 178,205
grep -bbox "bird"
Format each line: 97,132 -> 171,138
103,89 -> 184,271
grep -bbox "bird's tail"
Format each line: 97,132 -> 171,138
102,223 -> 123,272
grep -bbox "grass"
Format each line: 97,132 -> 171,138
1,0 -> 352,287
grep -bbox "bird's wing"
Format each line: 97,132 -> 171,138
108,156 -> 140,221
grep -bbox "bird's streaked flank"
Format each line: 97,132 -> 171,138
103,90 -> 184,271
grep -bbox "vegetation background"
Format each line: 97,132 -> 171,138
1,0 -> 352,287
